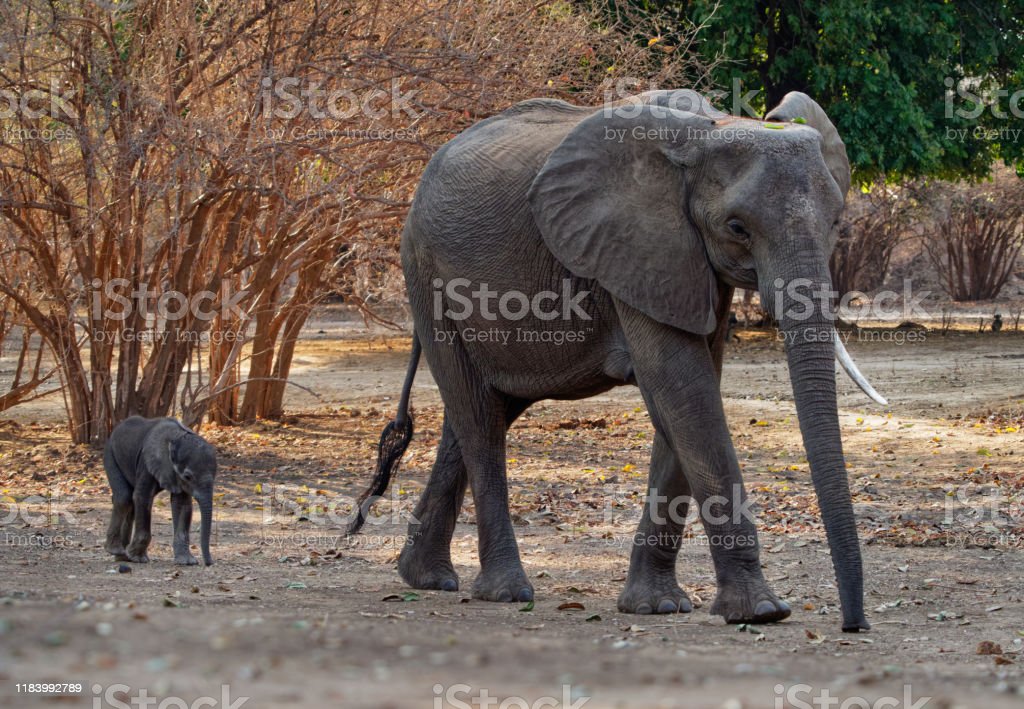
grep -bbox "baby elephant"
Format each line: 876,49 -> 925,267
104,416 -> 217,565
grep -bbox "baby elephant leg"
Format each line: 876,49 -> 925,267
104,490 -> 132,560
171,492 -> 198,565
103,447 -> 132,560
119,504 -> 135,552
125,477 -> 158,563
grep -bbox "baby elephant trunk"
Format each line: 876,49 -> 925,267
197,493 -> 214,566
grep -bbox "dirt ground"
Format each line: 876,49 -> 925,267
1,324 -> 1023,708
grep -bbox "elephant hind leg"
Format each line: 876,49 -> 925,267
399,398 -> 531,593
119,504 -> 135,552
399,416 -> 466,591
422,354 -> 531,601
104,452 -> 133,560
105,493 -> 133,560
617,430 -> 694,615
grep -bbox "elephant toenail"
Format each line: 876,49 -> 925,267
440,578 -> 458,592
677,598 -> 694,613
495,589 -> 513,602
635,603 -> 653,614
777,599 -> 791,614
657,599 -> 678,613
517,588 -> 534,603
755,600 -> 779,617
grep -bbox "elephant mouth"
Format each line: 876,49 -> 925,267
719,270 -> 758,290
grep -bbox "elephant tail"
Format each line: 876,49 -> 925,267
347,333 -> 421,535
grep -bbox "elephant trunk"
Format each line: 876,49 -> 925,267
767,269 -> 868,632
197,492 -> 214,566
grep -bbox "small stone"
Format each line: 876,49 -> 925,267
43,631 -> 68,646
145,656 -> 169,672
236,665 -> 260,680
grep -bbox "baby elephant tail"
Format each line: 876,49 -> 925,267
347,334 -> 421,535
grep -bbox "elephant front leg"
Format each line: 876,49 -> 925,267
125,478 -> 157,563
617,301 -> 790,624
171,492 -> 198,566
617,431 -> 694,615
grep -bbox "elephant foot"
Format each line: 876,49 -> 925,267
617,571 -> 693,615
471,566 -> 534,603
842,616 -> 871,633
105,542 -> 127,559
710,577 -> 790,624
174,552 -> 199,566
398,541 -> 459,592
125,549 -> 150,564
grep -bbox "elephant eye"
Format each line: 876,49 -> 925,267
727,219 -> 750,241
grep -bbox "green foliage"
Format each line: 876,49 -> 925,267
609,1 -> 1024,182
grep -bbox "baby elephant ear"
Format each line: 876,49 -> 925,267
528,104 -> 719,335
150,437 -> 183,493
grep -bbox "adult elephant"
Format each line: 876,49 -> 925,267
349,90 -> 885,632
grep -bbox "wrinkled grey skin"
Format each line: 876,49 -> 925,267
394,90 -> 868,631
104,416 -> 217,566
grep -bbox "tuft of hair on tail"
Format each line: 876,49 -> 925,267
347,335 -> 421,536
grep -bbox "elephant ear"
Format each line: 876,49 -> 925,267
765,92 -> 851,197
141,428 -> 184,493
528,104 -> 720,335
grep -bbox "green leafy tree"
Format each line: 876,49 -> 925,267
608,1 -> 1024,181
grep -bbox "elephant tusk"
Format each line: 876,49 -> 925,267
834,335 -> 888,406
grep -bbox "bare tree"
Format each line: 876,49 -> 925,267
0,0 -> 716,441
0,291 -> 58,413
923,169 -> 1024,302
829,183 -> 911,296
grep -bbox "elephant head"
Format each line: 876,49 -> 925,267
529,91 -> 876,631
167,433 -> 217,566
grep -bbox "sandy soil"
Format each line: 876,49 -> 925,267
1,326 -> 1023,708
